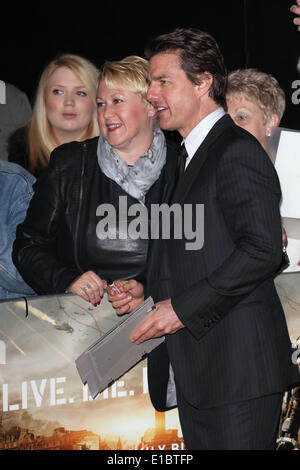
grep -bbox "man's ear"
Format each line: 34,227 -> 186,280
195,73 -> 213,97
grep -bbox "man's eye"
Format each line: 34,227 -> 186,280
113,98 -> 123,104
96,102 -> 105,108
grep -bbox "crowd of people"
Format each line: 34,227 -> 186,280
0,4 -> 299,451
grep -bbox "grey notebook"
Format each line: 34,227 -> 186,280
75,297 -> 165,399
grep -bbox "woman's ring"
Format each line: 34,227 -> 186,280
83,284 -> 90,292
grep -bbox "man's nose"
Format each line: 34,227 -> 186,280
147,83 -> 158,104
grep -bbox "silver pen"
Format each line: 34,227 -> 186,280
107,279 -> 121,294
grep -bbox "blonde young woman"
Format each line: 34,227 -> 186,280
13,56 -> 177,305
8,54 -> 99,177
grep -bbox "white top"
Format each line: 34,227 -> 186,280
183,107 -> 226,169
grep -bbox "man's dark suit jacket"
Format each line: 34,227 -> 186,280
146,114 -> 299,411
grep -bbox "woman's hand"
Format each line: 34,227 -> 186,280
107,279 -> 144,315
67,271 -> 107,306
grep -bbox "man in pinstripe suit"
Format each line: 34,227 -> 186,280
112,28 -> 299,449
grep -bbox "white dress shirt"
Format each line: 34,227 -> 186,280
183,107 -> 226,169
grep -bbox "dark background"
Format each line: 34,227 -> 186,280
1,0 -> 300,130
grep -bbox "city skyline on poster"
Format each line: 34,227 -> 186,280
0,294 -> 183,450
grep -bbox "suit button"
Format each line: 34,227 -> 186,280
204,319 -> 213,328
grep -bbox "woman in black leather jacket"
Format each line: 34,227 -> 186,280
13,56 -> 177,307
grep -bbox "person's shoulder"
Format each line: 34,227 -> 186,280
4,83 -> 30,109
0,159 -> 33,178
51,136 -> 98,157
8,125 -> 28,155
2,82 -> 32,128
214,114 -> 267,157
5,82 -> 27,98
215,116 -> 277,176
9,124 -> 28,141
0,160 -> 35,190
216,114 -> 259,145
50,137 -> 98,169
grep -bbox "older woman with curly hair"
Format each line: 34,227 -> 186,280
226,68 -> 286,151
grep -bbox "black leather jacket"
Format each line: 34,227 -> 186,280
12,137 -> 177,294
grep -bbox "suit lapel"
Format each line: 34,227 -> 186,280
146,139 -> 178,285
162,140 -> 178,203
171,114 -> 231,204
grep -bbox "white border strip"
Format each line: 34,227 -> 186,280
0,81 -> 6,104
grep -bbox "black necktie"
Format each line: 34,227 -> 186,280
169,144 -> 188,202
176,144 -> 188,179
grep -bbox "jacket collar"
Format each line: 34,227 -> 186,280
171,114 -> 233,203
184,107 -> 226,164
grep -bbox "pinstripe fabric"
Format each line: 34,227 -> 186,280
176,388 -> 283,450
146,115 -> 299,415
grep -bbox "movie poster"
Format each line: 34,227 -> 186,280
274,273 -> 300,450
0,294 -> 183,450
0,272 -> 299,451
268,127 -> 300,274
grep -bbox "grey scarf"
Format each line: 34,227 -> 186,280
97,128 -> 166,204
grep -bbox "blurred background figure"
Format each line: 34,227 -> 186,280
0,81 -> 32,161
226,68 -> 288,249
291,0 -> 300,31
227,68 -> 299,450
226,68 -> 286,151
8,54 -> 100,177
0,161 -> 35,299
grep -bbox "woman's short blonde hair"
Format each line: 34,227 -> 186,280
99,56 -> 149,103
226,68 -> 286,124
28,53 -> 100,172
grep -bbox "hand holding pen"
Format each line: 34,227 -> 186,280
107,279 -> 122,294
106,279 -> 145,315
